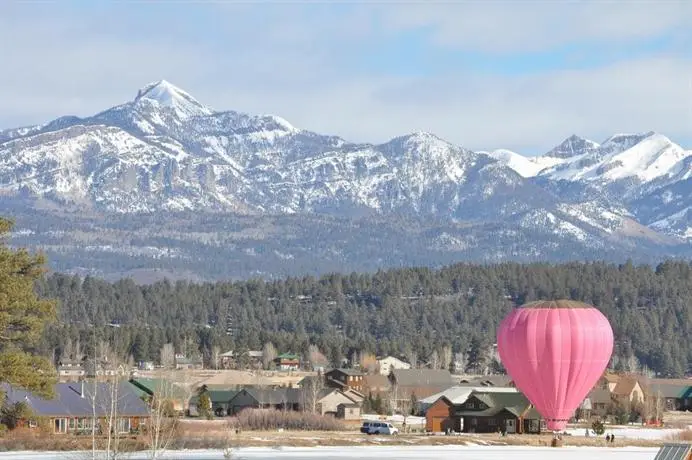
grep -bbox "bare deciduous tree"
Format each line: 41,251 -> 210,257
308,344 -> 328,371
211,346 -> 221,370
441,345 -> 453,371
405,349 -> 418,369
301,371 -> 325,414
262,342 -> 277,370
146,370 -> 181,460
160,343 -> 175,369
429,350 -> 440,370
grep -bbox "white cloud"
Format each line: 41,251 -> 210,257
0,2 -> 689,154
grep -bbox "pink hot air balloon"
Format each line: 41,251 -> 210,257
497,300 -> 614,432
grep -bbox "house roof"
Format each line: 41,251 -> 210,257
648,382 -> 692,399
129,378 -> 187,400
2,382 -> 150,418
455,392 -> 532,418
612,377 -> 640,396
458,375 -> 513,387
602,372 -> 620,383
421,385 -> 518,406
391,369 -> 453,387
327,368 -> 363,377
190,390 -> 239,405
276,353 -> 300,360
233,388 -> 303,405
588,388 -> 612,404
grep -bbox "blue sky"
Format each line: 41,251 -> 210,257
0,1 -> 690,153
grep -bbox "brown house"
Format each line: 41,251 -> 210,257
363,374 -> 391,396
425,391 -> 542,434
325,368 -> 365,393
455,392 -> 542,434
611,376 -> 645,405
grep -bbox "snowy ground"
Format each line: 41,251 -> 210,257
565,425 -> 688,440
0,446 -> 662,459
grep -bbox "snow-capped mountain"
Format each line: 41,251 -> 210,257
0,80 -> 690,280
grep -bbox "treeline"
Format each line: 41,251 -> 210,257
36,260 -> 692,377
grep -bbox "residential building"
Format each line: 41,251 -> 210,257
274,353 -> 301,371
648,379 -> 692,412
312,388 -> 362,416
337,402 -> 361,420
220,350 -> 263,369
587,388 -> 612,417
189,389 -> 238,417
447,391 -> 543,434
174,353 -> 203,370
458,375 -> 514,387
611,376 -> 645,405
325,368 -> 365,392
389,369 -> 454,403
56,359 -> 85,382
377,356 -> 411,376
2,382 -> 149,435
228,388 -> 303,414
419,385 -> 518,413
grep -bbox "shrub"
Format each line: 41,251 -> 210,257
591,420 -> 605,435
233,409 -> 346,431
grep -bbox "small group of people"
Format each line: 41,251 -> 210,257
605,433 -> 616,443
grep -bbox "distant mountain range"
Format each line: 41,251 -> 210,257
1,80 -> 690,281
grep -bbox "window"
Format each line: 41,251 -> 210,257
489,418 -> 497,426
68,418 -> 76,430
471,418 -> 477,425
54,418 -> 67,433
467,402 -> 475,409
117,418 -> 131,434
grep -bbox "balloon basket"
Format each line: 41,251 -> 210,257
550,432 -> 564,448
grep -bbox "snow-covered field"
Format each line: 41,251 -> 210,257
0,446 -> 663,459
565,425 -> 686,440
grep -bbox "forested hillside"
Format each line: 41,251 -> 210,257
37,261 -> 692,377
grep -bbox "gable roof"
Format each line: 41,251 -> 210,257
233,388 -> 303,405
648,381 -> 692,399
421,385 -> 518,405
612,377 -> 640,396
588,388 -> 612,405
391,369 -> 453,387
456,392 -> 532,418
458,375 -> 513,387
190,390 -> 239,406
2,382 -> 150,418
276,353 -> 300,360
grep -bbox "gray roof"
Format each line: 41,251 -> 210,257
235,388 -> 303,405
649,382 -> 691,399
458,375 -> 513,387
2,382 -> 150,418
327,368 -> 363,377
391,369 -> 453,387
588,388 -> 612,405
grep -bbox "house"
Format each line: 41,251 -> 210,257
174,353 -> 204,370
454,392 -> 543,434
458,375 -> 514,387
587,388 -> 612,417
647,379 -> 692,412
611,376 -> 645,405
2,382 -> 149,434
419,385 -> 518,414
363,374 -> 391,396
337,402 -> 361,420
228,388 -> 303,414
597,372 -> 621,392
56,359 -> 85,382
84,358 -> 130,380
137,361 -> 155,371
189,389 -> 238,417
128,378 -> 189,414
377,356 -> 411,376
312,388 -> 362,416
576,397 -> 592,421
220,350 -> 263,369
325,368 -> 365,392
274,353 -> 301,371
389,369 -> 454,403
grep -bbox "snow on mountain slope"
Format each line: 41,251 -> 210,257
0,79 -> 688,255
135,80 -> 214,119
486,149 -> 564,178
540,132 -> 691,185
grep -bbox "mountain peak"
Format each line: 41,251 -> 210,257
545,134 -> 600,158
134,80 -> 213,119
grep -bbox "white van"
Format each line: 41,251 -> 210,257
360,420 -> 399,435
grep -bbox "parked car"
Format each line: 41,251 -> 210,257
360,420 -> 399,435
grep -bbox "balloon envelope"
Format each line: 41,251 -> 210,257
496,300 -> 614,431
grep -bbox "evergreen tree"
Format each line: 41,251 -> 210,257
0,218 -> 56,396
